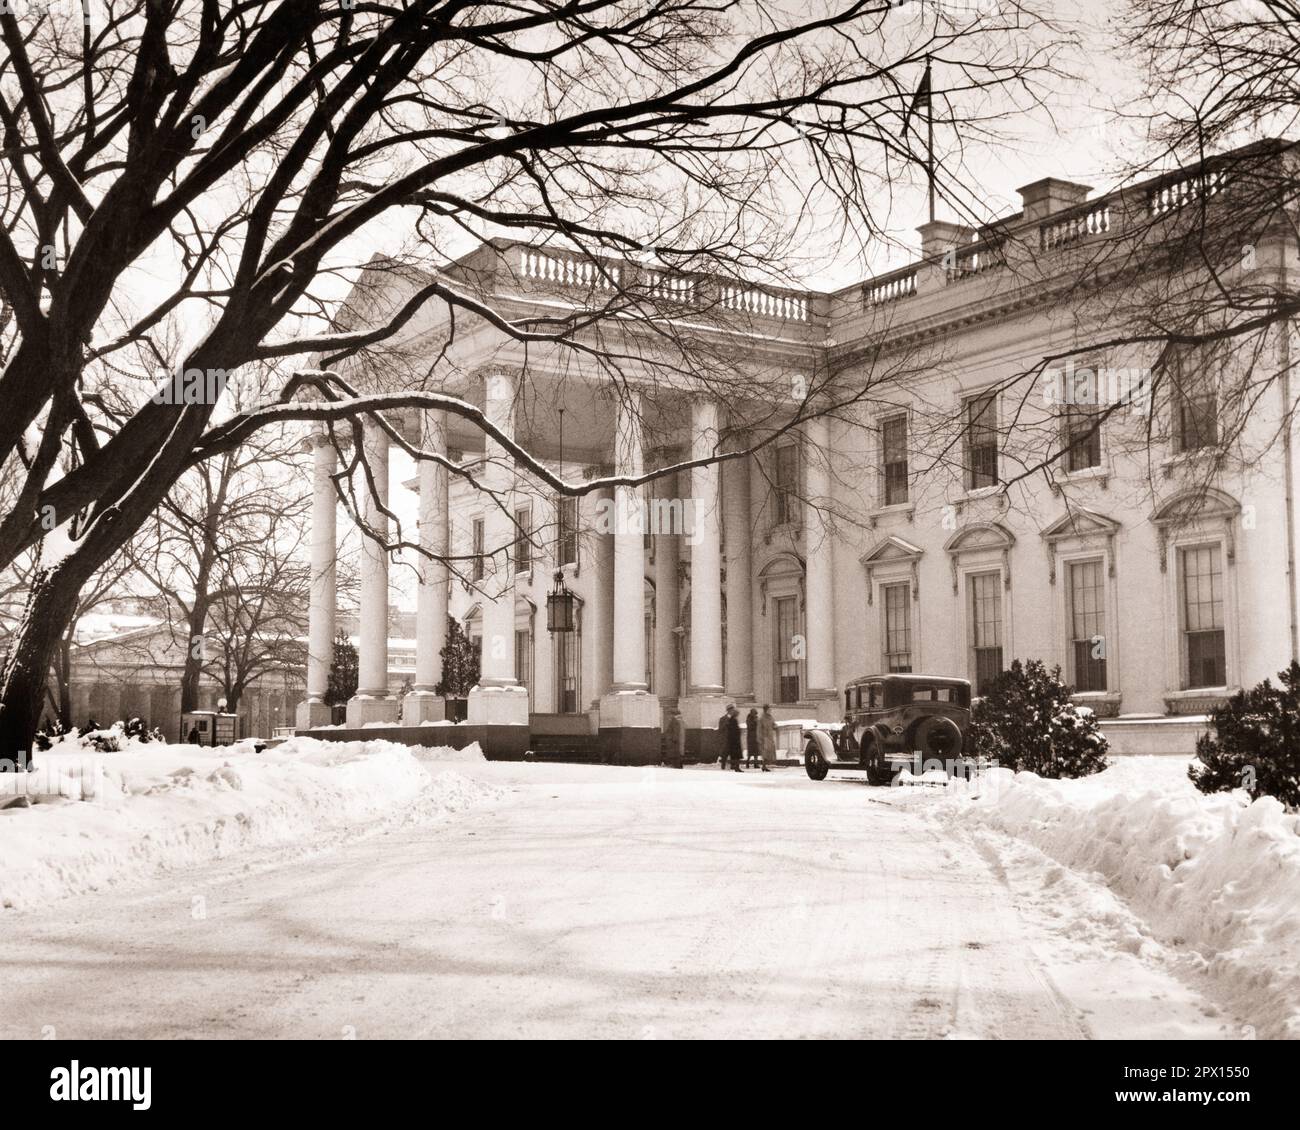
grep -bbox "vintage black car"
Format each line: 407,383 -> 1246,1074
803,674 -> 972,784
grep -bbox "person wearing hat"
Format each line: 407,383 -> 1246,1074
717,703 -> 743,772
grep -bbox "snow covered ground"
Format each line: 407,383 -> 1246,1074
0,734 -> 497,912
0,745 -> 1294,1039
902,757 -> 1300,1039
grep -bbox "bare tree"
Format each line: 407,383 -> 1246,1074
0,0 -> 1063,755
199,501 -> 309,718
126,421 -> 311,714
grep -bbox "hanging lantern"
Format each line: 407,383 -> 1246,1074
546,569 -> 577,634
546,408 -> 577,634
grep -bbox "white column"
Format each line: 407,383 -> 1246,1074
612,393 -> 647,690
297,433 -> 336,729
599,391 -> 660,761
346,421 -> 398,725
588,482 -> 615,706
468,372 -> 529,731
803,416 -> 837,718
404,410 -> 449,725
689,398 -> 724,695
478,372 -> 517,688
723,441 -> 753,700
677,398 -> 726,756
652,465 -> 681,703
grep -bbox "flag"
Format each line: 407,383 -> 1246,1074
902,60 -> 931,137
902,58 -> 936,224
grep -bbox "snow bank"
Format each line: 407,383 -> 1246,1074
927,758 -> 1300,1037
0,736 -> 494,912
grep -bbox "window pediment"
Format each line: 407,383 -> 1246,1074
860,536 -> 923,604
859,534 -> 924,567
1152,488 -> 1241,571
1041,507 -> 1121,543
944,522 -> 1015,592
1152,487 -> 1241,527
943,522 -> 1015,554
1041,509 -> 1120,584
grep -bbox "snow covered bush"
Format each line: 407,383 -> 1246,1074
970,658 -> 1109,778
40,719 -> 166,753
122,717 -> 164,744
33,719 -> 68,751
1190,660 -> 1300,809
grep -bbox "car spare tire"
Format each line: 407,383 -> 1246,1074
913,715 -> 963,760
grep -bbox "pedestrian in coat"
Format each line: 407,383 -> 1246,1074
745,708 -> 760,767
718,704 -> 743,771
758,705 -> 778,772
664,710 -> 685,769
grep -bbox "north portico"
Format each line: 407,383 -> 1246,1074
294,344 -> 843,762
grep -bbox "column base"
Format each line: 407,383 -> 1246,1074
466,684 -> 530,727
801,688 -> 843,724
598,691 -> 661,765
296,700 -> 334,730
678,693 -> 728,763
345,695 -> 400,727
401,691 -> 446,726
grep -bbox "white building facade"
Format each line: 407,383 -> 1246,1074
296,140 -> 1300,761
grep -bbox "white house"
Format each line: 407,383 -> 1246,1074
295,138 -> 1300,762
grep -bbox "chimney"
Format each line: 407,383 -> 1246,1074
1017,177 -> 1093,223
917,219 -> 975,259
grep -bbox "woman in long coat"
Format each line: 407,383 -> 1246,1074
757,704 -> 778,772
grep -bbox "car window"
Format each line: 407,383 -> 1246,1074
934,687 -> 952,702
869,683 -> 884,709
911,688 -> 933,702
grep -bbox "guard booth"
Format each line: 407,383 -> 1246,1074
180,710 -> 241,747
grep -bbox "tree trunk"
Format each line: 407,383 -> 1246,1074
0,564 -> 85,762
179,598 -> 210,713
57,635 -> 73,729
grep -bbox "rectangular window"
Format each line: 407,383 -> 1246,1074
1068,559 -> 1107,692
1063,369 -> 1103,472
882,582 -> 912,673
969,571 -> 1003,696
514,629 -> 531,691
774,443 -> 799,526
645,611 -> 654,692
964,391 -> 999,490
471,517 -> 485,581
881,415 -> 909,506
774,595 -> 801,703
513,506 -> 532,575
1064,402 -> 1103,471
556,497 -> 578,566
1180,545 -> 1226,688
1172,347 -> 1219,453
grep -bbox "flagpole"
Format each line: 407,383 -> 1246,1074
925,55 -> 935,224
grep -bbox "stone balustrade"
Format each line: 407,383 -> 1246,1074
437,140 -> 1294,352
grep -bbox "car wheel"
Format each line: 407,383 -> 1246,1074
858,734 -> 886,786
805,742 -> 829,781
913,715 -> 963,761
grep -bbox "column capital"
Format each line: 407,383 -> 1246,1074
645,444 -> 685,472
470,364 -> 526,394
